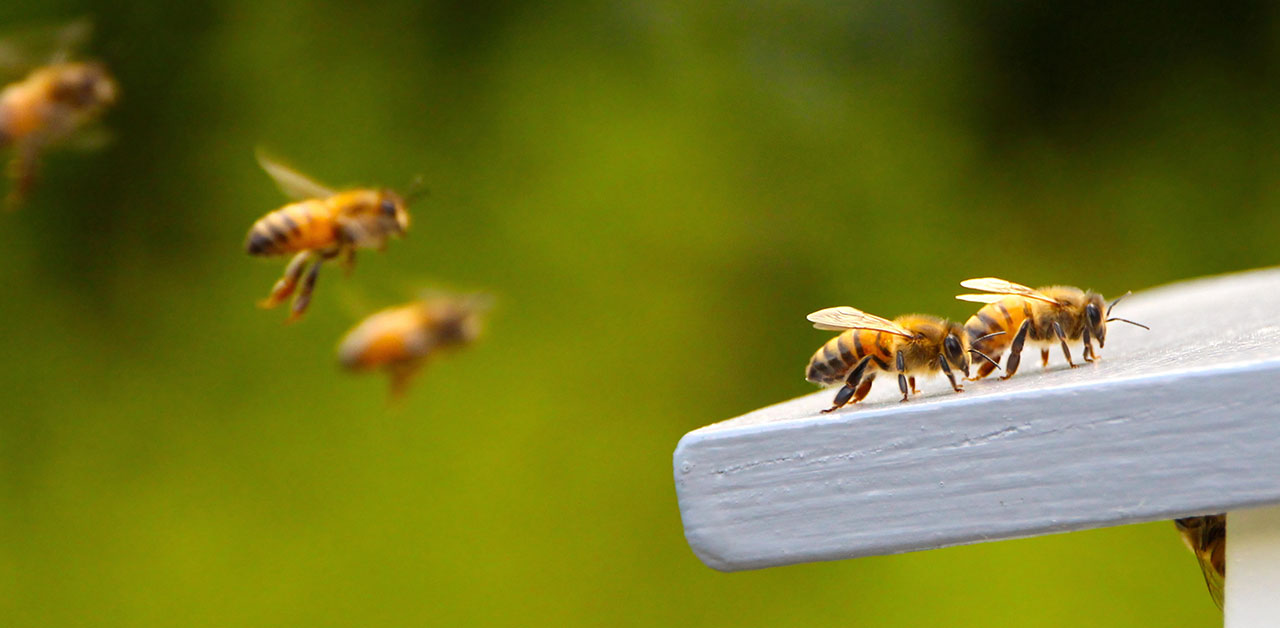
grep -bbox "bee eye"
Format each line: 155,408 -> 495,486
944,335 -> 962,358
1086,304 -> 1101,326
380,199 -> 397,216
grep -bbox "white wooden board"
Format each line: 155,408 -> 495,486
674,268 -> 1280,572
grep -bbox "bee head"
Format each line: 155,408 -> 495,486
52,62 -> 117,109
1085,292 -> 1107,347
377,190 -> 410,235
942,322 -> 970,377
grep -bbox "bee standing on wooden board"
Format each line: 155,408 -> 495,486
1175,514 -> 1225,610
245,150 -> 414,322
338,293 -> 491,398
957,277 -> 1149,381
805,306 -> 1003,413
0,20 -> 117,208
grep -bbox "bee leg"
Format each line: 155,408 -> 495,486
938,355 -> 963,392
259,251 -> 312,309
852,374 -> 876,403
1052,321 -> 1077,368
386,360 -> 423,401
1082,325 -> 1095,362
999,319 -> 1031,380
5,140 -> 40,210
821,355 -> 873,413
287,257 -> 325,323
908,376 -> 921,395
968,355 -> 1000,381
896,350 -> 910,402
339,247 -> 357,276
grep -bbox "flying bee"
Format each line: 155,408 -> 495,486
245,150 -> 415,322
805,306 -> 1002,413
337,292 -> 491,398
1175,514 -> 1225,610
0,20 -> 117,208
956,277 -> 1150,381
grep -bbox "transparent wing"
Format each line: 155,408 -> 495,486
954,294 -> 1006,304
806,306 -> 914,337
0,18 -> 93,76
958,277 -> 1061,305
1196,553 -> 1225,611
256,148 -> 335,200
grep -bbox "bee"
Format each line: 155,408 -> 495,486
956,277 -> 1149,381
0,20 -> 117,208
245,151 -> 413,322
805,306 -> 1002,413
1175,514 -> 1225,610
337,292 -> 491,398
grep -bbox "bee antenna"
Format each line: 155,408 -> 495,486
403,175 -> 430,204
1106,291 -> 1132,317
969,349 -> 1002,370
1106,317 -> 1150,331
973,331 -> 1006,343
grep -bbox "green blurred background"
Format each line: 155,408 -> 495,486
1,0 -> 1274,625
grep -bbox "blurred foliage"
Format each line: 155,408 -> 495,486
0,0 -> 1272,626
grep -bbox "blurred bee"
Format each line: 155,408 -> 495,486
0,20 -> 117,208
245,150 -> 414,322
1175,514 -> 1225,610
338,292 -> 491,399
956,277 -> 1149,381
805,306 -> 1002,413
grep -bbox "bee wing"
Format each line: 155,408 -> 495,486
256,148 -> 336,200
958,277 -> 1061,305
955,294 -> 1007,304
806,306 -> 915,337
0,18 -> 93,75
1195,552 -> 1225,610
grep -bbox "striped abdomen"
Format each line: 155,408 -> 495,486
964,297 -> 1032,357
244,199 -> 337,256
805,329 -> 894,386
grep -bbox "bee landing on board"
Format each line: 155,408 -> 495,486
804,306 -> 1002,413
0,20 -> 117,208
337,292 -> 491,399
1175,514 -> 1225,610
957,277 -> 1150,381
244,150 -> 415,322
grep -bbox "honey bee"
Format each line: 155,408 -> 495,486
805,306 -> 1002,413
0,20 -> 117,208
337,292 -> 491,398
1175,514 -> 1225,610
245,150 -> 413,322
956,277 -> 1149,381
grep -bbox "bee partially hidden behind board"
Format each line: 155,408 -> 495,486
338,292 -> 491,399
957,277 -> 1149,381
0,20 -> 117,208
1175,514 -> 1226,610
245,150 -> 415,322
805,306 -> 1002,413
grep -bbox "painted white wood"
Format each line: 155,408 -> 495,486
1226,505 -> 1280,627
674,267 -> 1280,572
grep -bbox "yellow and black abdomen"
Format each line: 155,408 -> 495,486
244,200 -> 336,256
964,297 -> 1030,357
806,330 -> 892,386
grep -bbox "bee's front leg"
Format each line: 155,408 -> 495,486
896,350 -> 909,402
259,251 -> 312,309
938,355 -> 963,393
1052,321 -> 1077,367
1082,325 -> 1096,362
